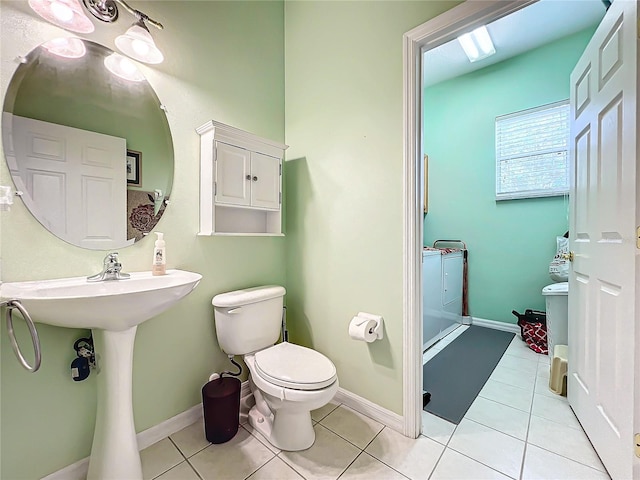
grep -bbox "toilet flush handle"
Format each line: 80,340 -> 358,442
227,307 -> 243,314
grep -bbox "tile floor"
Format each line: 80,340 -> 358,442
140,326 -> 611,480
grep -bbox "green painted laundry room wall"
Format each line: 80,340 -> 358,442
423,27 -> 596,324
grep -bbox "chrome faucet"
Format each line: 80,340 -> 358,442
87,252 -> 131,282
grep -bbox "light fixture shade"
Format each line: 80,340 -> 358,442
28,0 -> 94,33
458,26 -> 496,63
42,37 -> 86,58
115,23 -> 164,64
104,53 -> 145,82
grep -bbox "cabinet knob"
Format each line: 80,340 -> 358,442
245,175 -> 251,180
252,176 -> 258,181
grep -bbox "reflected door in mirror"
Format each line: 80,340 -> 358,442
11,115 -> 128,249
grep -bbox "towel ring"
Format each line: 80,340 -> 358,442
2,300 -> 41,372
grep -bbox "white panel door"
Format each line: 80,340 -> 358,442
568,2 -> 638,478
215,141 -> 251,206
12,116 -> 127,248
250,152 -> 281,210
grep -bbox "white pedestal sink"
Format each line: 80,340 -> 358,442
0,269 -> 202,480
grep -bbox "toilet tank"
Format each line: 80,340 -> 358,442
212,285 -> 285,355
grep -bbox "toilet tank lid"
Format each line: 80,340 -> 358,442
212,285 -> 286,307
542,282 -> 568,296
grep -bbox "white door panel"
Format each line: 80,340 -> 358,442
12,116 -> 127,248
568,2 -> 638,478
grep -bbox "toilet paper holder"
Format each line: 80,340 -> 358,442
354,312 -> 384,340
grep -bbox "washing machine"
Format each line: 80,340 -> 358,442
423,249 -> 463,350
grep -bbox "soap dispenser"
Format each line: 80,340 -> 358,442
152,232 -> 166,276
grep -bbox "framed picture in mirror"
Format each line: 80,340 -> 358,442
126,150 -> 142,186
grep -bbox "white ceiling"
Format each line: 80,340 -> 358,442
423,0 -> 606,87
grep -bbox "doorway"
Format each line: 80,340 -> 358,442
403,1 -> 639,478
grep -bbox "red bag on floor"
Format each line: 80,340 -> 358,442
512,309 -> 548,355
519,322 -> 548,354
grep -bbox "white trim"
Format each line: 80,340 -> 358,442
136,404 -> 203,451
334,387 -> 404,434
196,120 -> 288,158
40,458 -> 89,480
471,317 -> 521,335
43,380 -> 252,480
402,0 -> 536,441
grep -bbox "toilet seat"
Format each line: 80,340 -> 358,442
254,342 -> 337,391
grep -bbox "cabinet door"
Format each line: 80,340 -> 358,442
215,142 -> 251,206
250,152 -> 281,210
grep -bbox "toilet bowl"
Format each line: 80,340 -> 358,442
212,286 -> 339,451
244,343 -> 338,451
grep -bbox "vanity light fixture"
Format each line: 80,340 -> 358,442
458,26 -> 496,63
104,53 -> 145,82
42,37 -> 87,58
28,0 -> 95,33
115,19 -> 164,64
29,0 -> 164,64
84,0 -> 164,64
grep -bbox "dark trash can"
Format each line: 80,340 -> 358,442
202,376 -> 241,444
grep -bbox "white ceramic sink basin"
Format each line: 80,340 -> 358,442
1,268 -> 202,479
0,269 -> 202,331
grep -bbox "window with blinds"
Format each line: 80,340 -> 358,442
495,100 -> 570,201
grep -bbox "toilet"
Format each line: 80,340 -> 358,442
212,285 -> 338,451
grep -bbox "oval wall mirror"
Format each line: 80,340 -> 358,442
2,38 -> 173,250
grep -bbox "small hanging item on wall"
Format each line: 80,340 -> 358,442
71,336 -> 95,381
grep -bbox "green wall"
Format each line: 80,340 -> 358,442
5,1 -> 586,476
0,1 -> 284,478
423,28 -> 595,324
284,0 -> 460,415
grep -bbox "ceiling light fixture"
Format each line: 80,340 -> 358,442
458,26 -> 496,63
28,0 -> 95,33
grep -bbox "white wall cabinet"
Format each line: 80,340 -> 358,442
197,121 -> 287,236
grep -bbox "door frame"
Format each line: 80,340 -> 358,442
401,0 -> 538,438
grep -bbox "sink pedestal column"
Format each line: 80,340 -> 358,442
87,326 -> 142,480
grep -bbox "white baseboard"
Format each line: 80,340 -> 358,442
44,382 -> 401,479
137,404 -> 203,451
471,317 -> 520,335
334,387 -> 404,434
41,458 -> 89,480
43,380 -> 251,480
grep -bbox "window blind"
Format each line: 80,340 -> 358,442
495,100 -> 570,200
